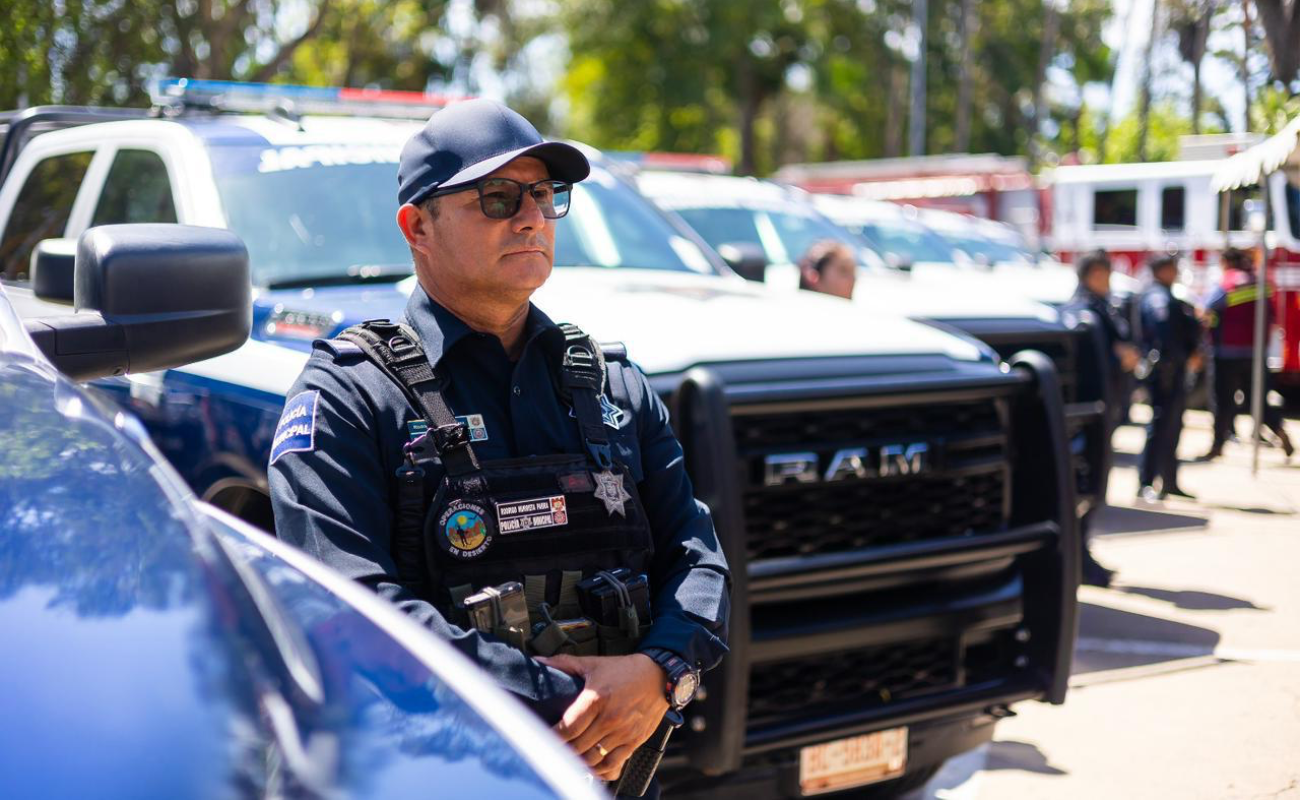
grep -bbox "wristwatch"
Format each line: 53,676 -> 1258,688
640,647 -> 701,710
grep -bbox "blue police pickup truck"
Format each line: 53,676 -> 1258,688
0,223 -> 597,799
1,81 -> 1079,798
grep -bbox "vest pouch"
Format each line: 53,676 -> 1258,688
529,608 -> 599,657
424,454 -> 654,616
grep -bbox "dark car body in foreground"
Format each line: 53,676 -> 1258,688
0,229 -> 596,799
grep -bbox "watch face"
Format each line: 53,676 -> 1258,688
673,670 -> 700,707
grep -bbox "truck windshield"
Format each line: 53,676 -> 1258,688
207,146 -> 713,286
942,233 -> 1033,266
854,220 -> 958,264
673,204 -> 867,267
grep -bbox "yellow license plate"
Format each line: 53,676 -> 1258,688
798,727 -> 908,795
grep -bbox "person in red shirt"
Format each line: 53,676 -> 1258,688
1200,248 -> 1294,460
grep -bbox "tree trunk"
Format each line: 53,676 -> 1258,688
885,64 -> 906,158
954,0 -> 976,152
1192,54 -> 1203,134
738,56 -> 760,175
1029,0 -> 1059,166
1252,0 -> 1300,88
1137,0 -> 1160,162
1241,0 -> 1253,129
908,0 -> 928,157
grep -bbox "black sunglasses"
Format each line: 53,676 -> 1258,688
430,177 -> 572,220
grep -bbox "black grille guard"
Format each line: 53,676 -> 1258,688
668,356 -> 1079,775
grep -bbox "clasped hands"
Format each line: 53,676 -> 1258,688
538,652 -> 669,781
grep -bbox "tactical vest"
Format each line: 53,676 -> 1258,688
337,319 -> 654,657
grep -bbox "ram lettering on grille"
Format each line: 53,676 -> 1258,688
735,398 -> 1011,562
763,443 -> 930,486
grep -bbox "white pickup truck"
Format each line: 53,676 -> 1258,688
0,81 -> 1079,799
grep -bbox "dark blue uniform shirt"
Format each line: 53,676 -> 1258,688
269,288 -> 730,724
1140,284 -> 1200,369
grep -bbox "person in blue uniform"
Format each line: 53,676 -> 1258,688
1064,251 -> 1139,586
1137,254 -> 1203,502
269,99 -> 730,788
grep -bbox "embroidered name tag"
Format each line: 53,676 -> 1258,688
496,495 -> 568,534
408,415 -> 488,443
270,390 -> 319,465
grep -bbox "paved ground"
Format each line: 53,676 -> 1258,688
911,408 -> 1300,800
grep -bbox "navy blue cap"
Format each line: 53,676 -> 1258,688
398,99 -> 590,206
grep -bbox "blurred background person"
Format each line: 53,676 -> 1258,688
797,240 -> 858,300
1137,254 -> 1204,502
1064,250 -> 1140,586
1200,247 -> 1294,461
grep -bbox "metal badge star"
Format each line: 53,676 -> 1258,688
592,469 -> 632,517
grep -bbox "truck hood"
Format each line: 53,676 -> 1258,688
230,268 -> 985,393
762,263 -> 1060,324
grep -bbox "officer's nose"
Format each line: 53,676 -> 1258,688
512,188 -> 547,233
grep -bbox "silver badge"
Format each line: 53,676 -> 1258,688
593,469 -> 632,517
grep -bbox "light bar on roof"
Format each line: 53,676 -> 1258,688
149,77 -> 461,120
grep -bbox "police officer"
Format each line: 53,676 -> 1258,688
1064,250 -> 1139,586
1137,254 -> 1203,501
1200,247 -> 1294,460
268,99 -> 731,789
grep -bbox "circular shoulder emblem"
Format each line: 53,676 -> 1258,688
437,500 -> 494,559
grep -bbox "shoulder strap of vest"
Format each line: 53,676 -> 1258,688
336,320 -> 481,477
556,322 -> 615,469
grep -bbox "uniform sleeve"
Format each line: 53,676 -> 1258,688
623,365 -> 732,672
268,352 -> 583,723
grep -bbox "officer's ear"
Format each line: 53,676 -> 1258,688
397,202 -> 436,256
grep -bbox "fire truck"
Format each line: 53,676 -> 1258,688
1048,145 -> 1300,400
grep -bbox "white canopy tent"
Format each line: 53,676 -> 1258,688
1209,115 -> 1300,472
1211,115 -> 1300,192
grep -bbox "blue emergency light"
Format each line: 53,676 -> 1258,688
148,77 -> 462,119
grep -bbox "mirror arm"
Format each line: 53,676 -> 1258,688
24,313 -> 129,381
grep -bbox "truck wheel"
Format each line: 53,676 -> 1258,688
829,764 -> 941,799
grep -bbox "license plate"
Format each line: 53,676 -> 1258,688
798,727 -> 908,796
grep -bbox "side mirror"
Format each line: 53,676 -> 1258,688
23,224 -> 252,381
31,238 -> 78,304
715,242 -> 768,282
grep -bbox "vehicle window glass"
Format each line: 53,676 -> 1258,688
858,221 -> 957,264
91,149 -> 177,225
0,151 -> 94,280
1218,184 -> 1271,232
674,207 -> 766,253
1092,189 -> 1138,229
554,169 -> 710,273
1160,186 -> 1186,231
766,210 -> 862,266
208,145 -> 707,286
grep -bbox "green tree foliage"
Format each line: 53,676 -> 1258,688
558,0 -> 1114,174
0,0 -> 514,110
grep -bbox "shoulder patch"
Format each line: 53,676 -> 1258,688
270,390 -> 320,465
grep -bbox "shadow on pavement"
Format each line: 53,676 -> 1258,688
1091,504 -> 1208,537
1072,602 -> 1220,675
984,741 -> 1068,776
1199,502 -> 1294,516
1110,449 -> 1140,469
1115,585 -> 1267,611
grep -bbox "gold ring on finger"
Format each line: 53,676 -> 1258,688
596,742 -> 609,759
